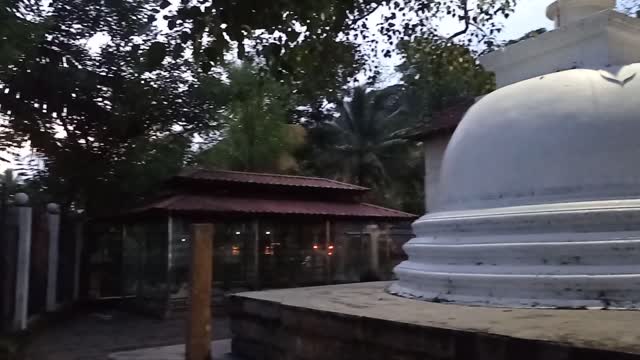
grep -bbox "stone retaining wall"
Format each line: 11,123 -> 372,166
229,289 -> 640,360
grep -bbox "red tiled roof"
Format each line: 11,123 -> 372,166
401,98 -> 475,141
176,168 -> 369,191
134,194 -> 416,219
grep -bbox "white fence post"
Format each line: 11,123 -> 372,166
13,193 -> 31,331
46,203 -> 60,312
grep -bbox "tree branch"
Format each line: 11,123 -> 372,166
350,3 -> 382,25
446,0 -> 470,42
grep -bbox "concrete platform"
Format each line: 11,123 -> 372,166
108,339 -> 234,360
229,282 -> 640,360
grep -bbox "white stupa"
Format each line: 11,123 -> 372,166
390,0 -> 640,308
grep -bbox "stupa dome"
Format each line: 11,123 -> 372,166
439,63 -> 640,212
390,64 -> 640,308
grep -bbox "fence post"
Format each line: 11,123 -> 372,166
187,223 -> 214,360
13,193 -> 31,331
46,203 -> 60,312
0,182 -> 8,330
73,214 -> 84,301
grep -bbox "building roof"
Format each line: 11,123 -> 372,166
132,194 -> 416,220
400,98 -> 475,141
175,168 -> 369,191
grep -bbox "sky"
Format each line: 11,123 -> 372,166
369,0 -> 555,85
493,1 -> 554,39
0,0 -> 555,172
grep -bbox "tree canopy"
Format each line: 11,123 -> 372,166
193,63 -> 303,173
0,0 -> 518,215
396,35 -> 495,122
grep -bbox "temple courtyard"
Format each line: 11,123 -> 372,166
18,282 -> 640,359
22,310 -> 230,360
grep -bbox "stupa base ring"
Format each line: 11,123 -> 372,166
391,199 -> 640,309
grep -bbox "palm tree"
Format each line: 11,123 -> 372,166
309,85 -> 414,189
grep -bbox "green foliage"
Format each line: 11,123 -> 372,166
0,0 -> 520,216
0,0 -> 213,214
304,84 -> 425,212
308,86 -> 405,185
160,0 -> 517,109
397,36 -> 495,120
194,64 -> 297,172
0,0 -> 41,68
166,0 -> 517,66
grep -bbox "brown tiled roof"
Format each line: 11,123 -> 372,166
133,194 -> 416,220
176,168 -> 369,191
401,98 -> 475,141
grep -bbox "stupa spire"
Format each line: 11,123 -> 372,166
546,0 -> 616,28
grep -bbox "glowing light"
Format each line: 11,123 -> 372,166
235,231 -> 241,235
265,231 -> 271,235
327,252 -> 333,256
328,245 -> 334,250
180,238 -> 187,242
312,244 -> 319,250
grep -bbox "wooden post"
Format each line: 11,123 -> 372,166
252,220 -> 260,289
325,220 -> 331,284
73,219 -> 84,301
187,224 -> 214,360
166,215 -> 173,308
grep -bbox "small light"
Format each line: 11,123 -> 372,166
235,231 -> 241,235
265,231 -> 271,235
312,244 -> 319,250
180,238 -> 187,242
327,251 -> 333,256
328,245 -> 334,250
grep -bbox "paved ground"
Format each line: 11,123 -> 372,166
108,339 -> 234,360
24,310 -> 230,360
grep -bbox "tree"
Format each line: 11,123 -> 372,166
165,0 -> 517,65
306,85 -> 412,189
396,36 -> 495,123
193,63 -> 302,173
0,0 -> 42,68
0,0 -> 518,215
160,0 -> 518,117
0,0 -> 214,215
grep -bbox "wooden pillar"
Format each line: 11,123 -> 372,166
325,220 -> 332,284
252,220 -> 260,289
166,215 -> 173,308
73,219 -> 84,301
187,224 -> 214,360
